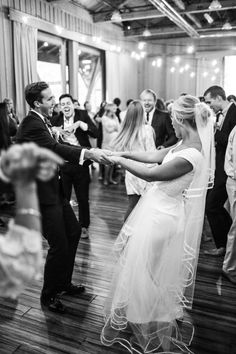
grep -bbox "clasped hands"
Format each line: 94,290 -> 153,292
52,121 -> 87,141
88,149 -> 121,165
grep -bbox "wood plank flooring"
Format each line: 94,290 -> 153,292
0,170 -> 236,354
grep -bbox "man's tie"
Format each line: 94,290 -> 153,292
146,112 -> 150,122
44,118 -> 55,138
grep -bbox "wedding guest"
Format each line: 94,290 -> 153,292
0,102 -> 17,209
84,100 -> 98,149
101,103 -> 120,185
112,100 -> 156,219
222,125 -> 236,283
113,97 -> 121,123
52,94 -> 99,239
4,98 -> 19,125
140,89 -> 177,149
120,99 -> 133,122
227,95 -> 236,104
204,86 -> 236,256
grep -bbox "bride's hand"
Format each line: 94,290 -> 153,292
104,150 -> 123,157
107,156 -> 121,164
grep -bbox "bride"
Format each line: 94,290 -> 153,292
101,95 -> 215,353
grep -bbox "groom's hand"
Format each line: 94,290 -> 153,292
84,148 -> 111,164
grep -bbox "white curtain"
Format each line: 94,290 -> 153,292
106,51 -> 139,109
13,22 -> 37,120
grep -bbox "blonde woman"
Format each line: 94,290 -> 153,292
112,100 -> 156,219
101,95 -> 215,353
101,103 -> 120,185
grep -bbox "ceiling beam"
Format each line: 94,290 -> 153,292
148,0 -> 199,38
124,24 -> 236,38
172,0 -> 202,28
93,1 -> 236,23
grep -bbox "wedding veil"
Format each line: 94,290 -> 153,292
179,101 -> 215,309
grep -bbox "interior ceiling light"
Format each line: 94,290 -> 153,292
111,10 -> 122,22
143,28 -> 151,37
187,45 -> 194,54
204,13 -> 214,24
222,21 -> 232,30
208,0 -> 222,10
148,0 -> 199,38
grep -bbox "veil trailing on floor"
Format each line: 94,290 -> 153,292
101,102 -> 215,354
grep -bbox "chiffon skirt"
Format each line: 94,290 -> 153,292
101,185 -> 195,353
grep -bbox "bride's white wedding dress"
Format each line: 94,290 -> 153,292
101,146 -> 204,354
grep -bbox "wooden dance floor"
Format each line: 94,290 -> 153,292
0,171 -> 236,354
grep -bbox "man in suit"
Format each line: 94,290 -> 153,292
140,89 -> 177,149
16,82 -> 109,313
51,94 -> 99,239
204,86 -> 236,256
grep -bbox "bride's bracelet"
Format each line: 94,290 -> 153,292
17,208 -> 41,218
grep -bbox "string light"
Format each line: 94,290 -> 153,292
156,58 -> 162,67
174,56 -> 180,64
184,64 -> 190,71
190,72 -> 195,78
187,45 -> 194,54
170,67 -> 176,73
138,42 -> 145,50
212,59 -> 217,66
203,71 -> 208,77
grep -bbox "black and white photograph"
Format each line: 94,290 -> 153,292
0,0 -> 236,353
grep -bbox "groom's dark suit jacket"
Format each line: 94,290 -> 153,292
16,110 -> 84,205
151,109 -> 177,148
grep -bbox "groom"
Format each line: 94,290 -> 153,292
16,81 -> 109,313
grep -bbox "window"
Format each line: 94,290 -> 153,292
37,32 -> 68,102
78,45 -> 103,111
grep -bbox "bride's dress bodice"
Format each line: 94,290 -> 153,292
156,147 -> 202,199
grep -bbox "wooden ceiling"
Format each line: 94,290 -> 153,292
47,0 -> 236,40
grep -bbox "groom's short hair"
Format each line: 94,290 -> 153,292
204,86 -> 226,101
25,81 -> 49,108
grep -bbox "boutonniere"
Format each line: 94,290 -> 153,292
215,112 -> 224,131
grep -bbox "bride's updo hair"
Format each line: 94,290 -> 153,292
172,94 -> 212,129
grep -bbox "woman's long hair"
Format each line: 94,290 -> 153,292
0,102 -> 10,150
112,100 -> 147,151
